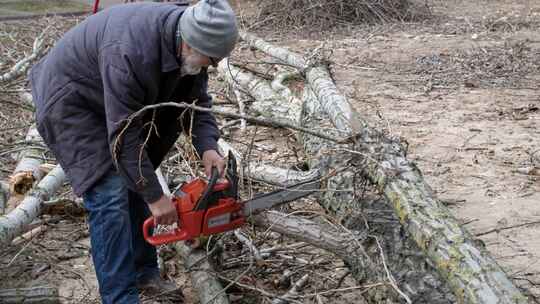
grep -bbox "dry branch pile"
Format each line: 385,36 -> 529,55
413,40 -> 540,89
251,0 -> 427,30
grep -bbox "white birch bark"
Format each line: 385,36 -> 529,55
239,32 -> 308,71
217,139 -> 319,186
232,89 -> 247,130
0,32 -> 46,83
239,31 -> 362,136
9,125 -> 45,196
0,165 -> 65,245
217,59 -> 301,127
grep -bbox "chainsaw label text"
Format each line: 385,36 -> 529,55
208,213 -> 231,228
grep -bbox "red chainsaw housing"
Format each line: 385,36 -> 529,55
143,177 -> 245,246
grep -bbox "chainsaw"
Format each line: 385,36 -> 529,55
143,151 -> 320,246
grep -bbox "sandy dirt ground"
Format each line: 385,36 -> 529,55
2,0 -> 540,303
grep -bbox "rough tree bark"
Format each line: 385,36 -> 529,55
0,165 -> 65,245
218,138 -> 392,302
301,86 -> 454,303
218,139 -> 319,187
217,59 -> 302,130
217,66 -> 431,302
238,32 -> 527,303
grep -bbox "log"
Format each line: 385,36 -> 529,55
217,59 -> 301,128
239,31 -> 363,136
302,87 -> 453,303
0,286 -> 59,303
239,32 -> 308,71
218,61 -> 455,302
175,243 -> 230,304
253,210 -> 374,288
0,165 -> 65,245
218,139 -> 319,187
240,33 -> 526,303
218,69 -> 397,297
9,125 -> 45,198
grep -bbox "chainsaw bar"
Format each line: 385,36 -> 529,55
242,177 -> 321,216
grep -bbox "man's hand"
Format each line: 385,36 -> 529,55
202,150 -> 225,178
147,195 -> 178,225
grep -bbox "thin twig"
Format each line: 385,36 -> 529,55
123,102 -> 354,144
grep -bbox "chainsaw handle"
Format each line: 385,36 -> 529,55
142,217 -> 190,246
195,166 -> 220,210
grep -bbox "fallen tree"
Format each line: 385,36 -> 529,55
218,63 -> 450,302
224,32 -> 527,303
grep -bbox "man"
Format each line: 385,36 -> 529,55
29,0 -> 238,302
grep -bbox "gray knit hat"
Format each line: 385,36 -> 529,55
179,0 -> 238,59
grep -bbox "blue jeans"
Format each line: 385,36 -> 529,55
83,170 -> 159,304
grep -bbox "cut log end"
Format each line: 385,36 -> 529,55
9,171 -> 35,196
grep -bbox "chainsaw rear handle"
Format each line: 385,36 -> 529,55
195,166 -> 220,210
143,218 -> 190,246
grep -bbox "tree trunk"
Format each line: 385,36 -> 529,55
252,211 -> 374,290
217,66 -> 445,302
217,59 -> 301,128
175,243 -> 230,304
301,87 -> 454,303
0,165 -> 65,245
218,139 -> 319,187
239,32 -> 527,304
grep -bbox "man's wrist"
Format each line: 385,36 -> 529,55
142,186 -> 164,205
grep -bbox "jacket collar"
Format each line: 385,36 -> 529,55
161,7 -> 186,72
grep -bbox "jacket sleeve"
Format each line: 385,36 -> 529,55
99,46 -> 163,204
188,71 -> 220,157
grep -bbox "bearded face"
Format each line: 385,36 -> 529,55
180,52 -> 203,76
